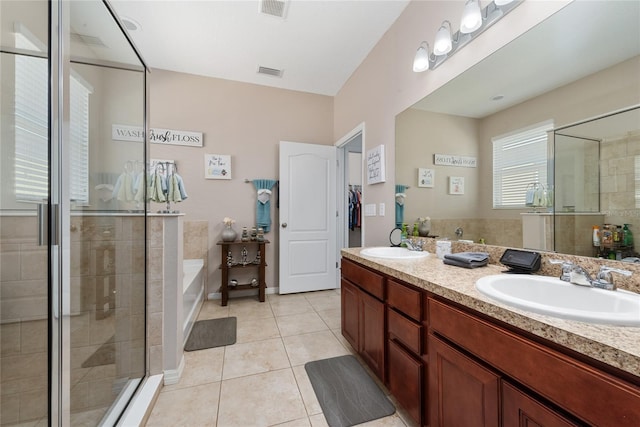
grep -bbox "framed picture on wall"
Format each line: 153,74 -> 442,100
366,145 -> 386,184
204,154 -> 231,180
449,176 -> 464,195
418,168 -> 434,188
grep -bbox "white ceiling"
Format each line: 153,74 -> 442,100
109,0 -> 410,96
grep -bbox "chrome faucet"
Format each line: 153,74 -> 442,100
549,260 -> 632,291
592,266 -> 632,291
404,237 -> 424,251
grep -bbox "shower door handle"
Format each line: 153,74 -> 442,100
37,203 -> 58,246
37,203 -> 48,246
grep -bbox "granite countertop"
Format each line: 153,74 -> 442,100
341,247 -> 640,378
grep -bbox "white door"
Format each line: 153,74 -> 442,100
279,141 -> 337,294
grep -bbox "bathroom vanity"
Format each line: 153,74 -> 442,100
340,248 -> 640,427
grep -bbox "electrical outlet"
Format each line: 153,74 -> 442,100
379,202 -> 385,216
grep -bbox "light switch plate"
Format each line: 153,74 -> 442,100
379,202 -> 385,216
364,203 -> 377,217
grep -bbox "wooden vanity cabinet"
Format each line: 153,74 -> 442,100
428,334 -> 500,427
341,258 -> 385,381
502,381 -> 580,427
428,297 -> 640,427
386,279 -> 424,426
341,257 -> 640,427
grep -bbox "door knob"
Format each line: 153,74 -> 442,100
282,223 -> 287,228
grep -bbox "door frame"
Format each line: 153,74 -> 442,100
335,123 -> 365,287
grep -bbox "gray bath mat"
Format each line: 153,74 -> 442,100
305,355 -> 395,427
184,317 -> 237,351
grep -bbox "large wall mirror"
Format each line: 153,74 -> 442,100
395,0 -> 640,257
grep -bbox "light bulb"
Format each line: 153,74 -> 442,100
460,0 -> 482,34
433,21 -> 452,56
494,0 -> 514,6
412,42 -> 430,72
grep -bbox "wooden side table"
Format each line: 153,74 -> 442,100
217,240 -> 268,306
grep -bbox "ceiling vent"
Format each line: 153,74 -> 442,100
70,33 -> 106,47
259,0 -> 288,19
258,66 -> 284,78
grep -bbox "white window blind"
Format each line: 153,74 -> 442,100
492,121 -> 553,208
14,32 -> 91,204
14,35 -> 48,202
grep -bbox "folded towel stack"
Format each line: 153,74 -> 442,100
443,252 -> 489,269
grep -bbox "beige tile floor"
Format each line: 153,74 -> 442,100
145,289 -> 416,427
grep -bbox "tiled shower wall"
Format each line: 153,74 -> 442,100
600,130 -> 640,252
0,214 -> 145,425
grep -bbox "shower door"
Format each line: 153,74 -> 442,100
1,1 -> 148,425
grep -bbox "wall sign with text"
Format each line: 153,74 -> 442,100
434,154 -> 477,168
366,145 -> 386,185
112,124 -> 203,147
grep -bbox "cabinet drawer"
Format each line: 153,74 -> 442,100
388,307 -> 421,354
428,297 -> 640,426
502,381 -> 580,427
341,258 -> 384,300
388,340 -> 423,426
387,279 -> 422,321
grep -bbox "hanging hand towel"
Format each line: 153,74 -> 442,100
253,179 -> 278,233
395,184 -> 408,228
175,173 -> 188,200
167,174 -> 182,203
149,173 -> 166,203
133,172 -> 147,203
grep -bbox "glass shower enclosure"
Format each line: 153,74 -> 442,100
1,1 -> 148,425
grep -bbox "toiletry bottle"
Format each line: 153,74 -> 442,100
592,225 -> 600,247
623,224 -> 634,246
400,224 -> 408,247
412,223 -> 419,237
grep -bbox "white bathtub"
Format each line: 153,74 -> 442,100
182,259 -> 204,345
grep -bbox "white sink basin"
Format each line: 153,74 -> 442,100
476,275 -> 640,326
360,247 -> 429,260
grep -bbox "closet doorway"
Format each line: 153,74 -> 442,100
337,125 -> 363,250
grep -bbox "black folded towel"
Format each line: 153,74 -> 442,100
443,252 -> 489,269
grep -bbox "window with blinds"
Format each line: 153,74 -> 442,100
492,121 -> 553,208
14,32 -> 91,204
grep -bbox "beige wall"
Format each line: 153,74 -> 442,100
478,56 -> 640,220
333,0 -> 570,246
148,70 -> 333,294
396,109 -> 480,224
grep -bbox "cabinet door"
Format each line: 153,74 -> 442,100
388,340 -> 423,426
429,334 -> 500,427
359,289 -> 385,381
341,279 -> 359,350
502,382 -> 580,427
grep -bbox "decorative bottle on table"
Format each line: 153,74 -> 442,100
222,217 -> 237,242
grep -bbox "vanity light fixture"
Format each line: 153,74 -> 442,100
433,21 -> 453,56
460,0 -> 482,34
413,41 -> 431,72
413,0 -> 523,72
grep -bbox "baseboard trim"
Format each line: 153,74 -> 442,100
208,286 -> 279,301
162,355 -> 185,385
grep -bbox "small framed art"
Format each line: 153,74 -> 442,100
205,154 -> 231,180
418,168 -> 434,188
449,176 -> 464,195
